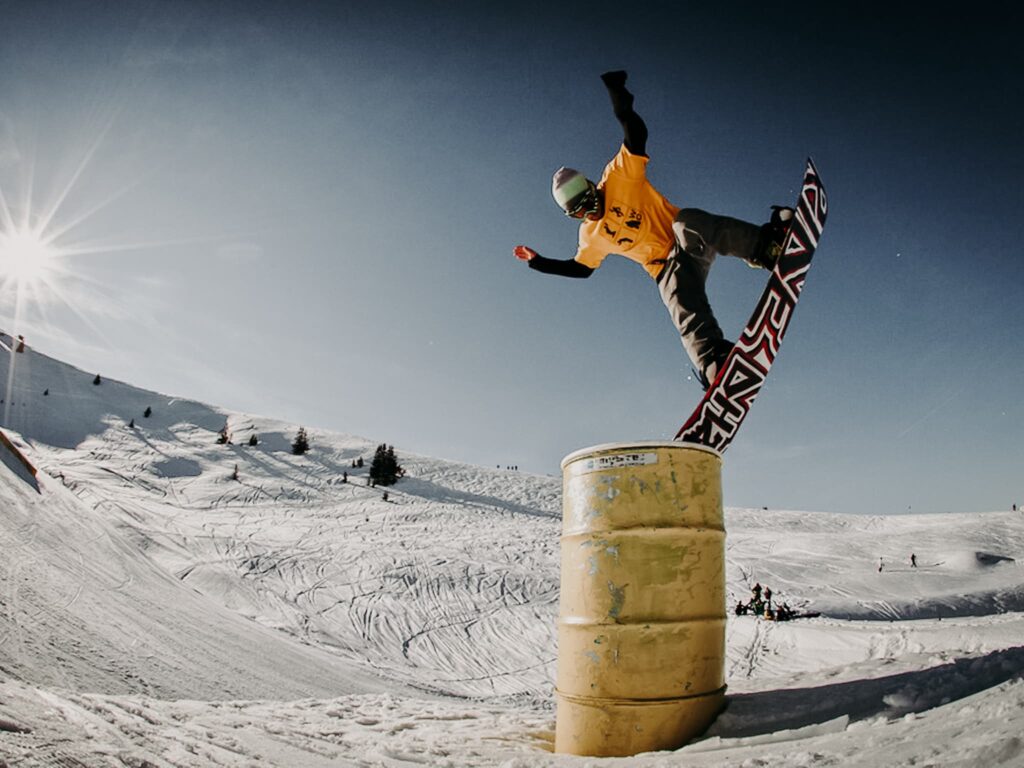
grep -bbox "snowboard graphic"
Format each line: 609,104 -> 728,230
676,159 -> 828,452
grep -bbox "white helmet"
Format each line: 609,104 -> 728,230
551,167 -> 599,218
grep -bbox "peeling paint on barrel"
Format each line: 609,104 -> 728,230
607,582 -> 627,620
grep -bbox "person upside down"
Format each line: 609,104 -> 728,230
514,70 -> 792,389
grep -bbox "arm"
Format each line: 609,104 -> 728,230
600,70 -> 648,157
514,245 -> 594,279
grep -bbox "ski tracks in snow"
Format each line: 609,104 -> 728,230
42,429 -> 563,700
728,616 -> 778,680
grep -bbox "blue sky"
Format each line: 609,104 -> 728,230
1,1 -> 1021,514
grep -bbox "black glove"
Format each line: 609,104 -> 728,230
600,70 -> 628,90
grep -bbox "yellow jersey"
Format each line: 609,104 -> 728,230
573,144 -> 681,280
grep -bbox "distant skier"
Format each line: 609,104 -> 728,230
910,553 -> 917,568
514,71 -> 793,388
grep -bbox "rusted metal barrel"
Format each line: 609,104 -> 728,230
555,441 -> 726,757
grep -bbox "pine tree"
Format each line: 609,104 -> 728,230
217,423 -> 231,445
385,445 -> 403,481
93,374 -> 102,386
292,427 -> 310,455
248,433 -> 258,446
144,406 -> 152,418
369,444 -> 386,483
369,443 -> 403,486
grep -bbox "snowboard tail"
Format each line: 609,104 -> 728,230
675,159 -> 828,452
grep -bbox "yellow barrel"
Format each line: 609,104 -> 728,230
555,441 -> 726,757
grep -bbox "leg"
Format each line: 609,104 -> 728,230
661,208 -> 782,384
673,208 -> 762,267
656,245 -> 733,382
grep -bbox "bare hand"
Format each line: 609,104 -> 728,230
513,245 -> 538,262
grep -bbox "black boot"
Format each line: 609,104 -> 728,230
697,340 -> 734,391
752,206 -> 794,268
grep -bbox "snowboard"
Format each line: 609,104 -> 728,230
675,158 -> 828,452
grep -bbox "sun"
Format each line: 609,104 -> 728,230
0,226 -> 57,284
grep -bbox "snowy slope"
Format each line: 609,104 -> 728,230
1,337 -> 1023,767
0,443 -> 405,699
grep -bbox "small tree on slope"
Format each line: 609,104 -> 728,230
292,427 -> 310,455
369,443 -> 403,486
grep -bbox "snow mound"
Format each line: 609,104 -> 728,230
941,550 -> 1017,571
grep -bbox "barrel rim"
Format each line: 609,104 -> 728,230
555,684 -> 728,706
561,440 -> 722,470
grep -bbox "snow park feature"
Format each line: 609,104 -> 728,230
556,443 -> 726,756
0,427 -> 37,483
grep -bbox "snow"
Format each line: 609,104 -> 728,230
1,335 -> 1023,767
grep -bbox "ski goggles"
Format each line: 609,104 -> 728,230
564,183 -> 600,219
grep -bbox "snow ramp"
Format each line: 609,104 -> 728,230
0,428 -> 37,488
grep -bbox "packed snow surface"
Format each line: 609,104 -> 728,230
1,336 -> 1023,767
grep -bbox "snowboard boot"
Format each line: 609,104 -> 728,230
696,340 -> 734,391
750,206 -> 795,269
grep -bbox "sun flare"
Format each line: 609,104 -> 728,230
0,226 -> 57,285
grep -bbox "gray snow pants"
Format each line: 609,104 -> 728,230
656,208 -> 763,379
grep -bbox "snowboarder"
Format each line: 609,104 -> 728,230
514,70 -> 794,387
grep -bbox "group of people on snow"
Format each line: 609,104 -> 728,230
734,582 -> 798,621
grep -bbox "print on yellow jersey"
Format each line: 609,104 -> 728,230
601,201 -> 647,251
